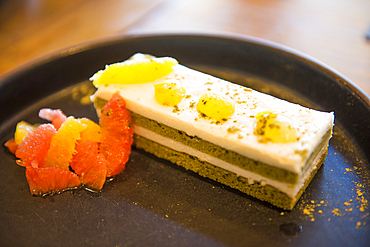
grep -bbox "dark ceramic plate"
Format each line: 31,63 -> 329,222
0,34 -> 369,247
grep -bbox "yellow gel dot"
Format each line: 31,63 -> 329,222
154,80 -> 186,106
90,53 -> 178,87
197,93 -> 235,120
255,111 -> 297,143
14,121 -> 38,145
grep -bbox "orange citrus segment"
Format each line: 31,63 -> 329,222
14,121 -> 38,145
78,118 -> 101,143
90,53 -> 178,87
44,116 -> 87,170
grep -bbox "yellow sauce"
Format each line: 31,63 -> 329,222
90,53 -> 178,86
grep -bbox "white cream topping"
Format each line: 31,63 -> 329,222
135,126 -> 325,198
92,63 -> 334,175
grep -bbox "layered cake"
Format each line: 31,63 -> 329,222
90,53 -> 334,210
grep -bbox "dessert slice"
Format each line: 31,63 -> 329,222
90,53 -> 334,210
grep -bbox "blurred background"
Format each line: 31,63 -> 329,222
1,0 -> 369,95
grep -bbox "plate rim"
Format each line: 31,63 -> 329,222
0,32 -> 369,246
1,32 -> 369,106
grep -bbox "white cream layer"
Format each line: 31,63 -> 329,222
92,64 -> 334,174
135,125 -> 324,198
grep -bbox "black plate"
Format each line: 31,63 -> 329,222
0,34 -> 369,247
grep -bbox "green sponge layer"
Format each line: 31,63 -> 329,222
129,110 -> 299,184
134,134 -> 326,210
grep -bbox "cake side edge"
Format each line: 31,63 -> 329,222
133,134 -> 327,210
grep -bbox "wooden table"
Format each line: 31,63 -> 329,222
1,0 -> 370,96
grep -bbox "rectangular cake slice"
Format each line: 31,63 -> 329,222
90,53 -> 334,210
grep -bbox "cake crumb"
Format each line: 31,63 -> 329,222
227,126 -> 240,134
332,208 -> 345,217
172,105 -> 180,113
356,183 -> 368,213
298,179 -> 368,231
302,202 -> 316,221
361,212 -> 369,220
356,221 -> 361,230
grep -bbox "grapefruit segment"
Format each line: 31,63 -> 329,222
15,124 -> 57,168
26,166 -> 81,196
99,92 -> 133,177
71,140 -> 107,191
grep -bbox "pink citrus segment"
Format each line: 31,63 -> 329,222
71,140 -> 107,190
38,108 -> 67,130
44,117 -> 87,170
26,166 -> 81,196
78,118 -> 101,143
15,124 -> 57,168
99,92 -> 134,177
